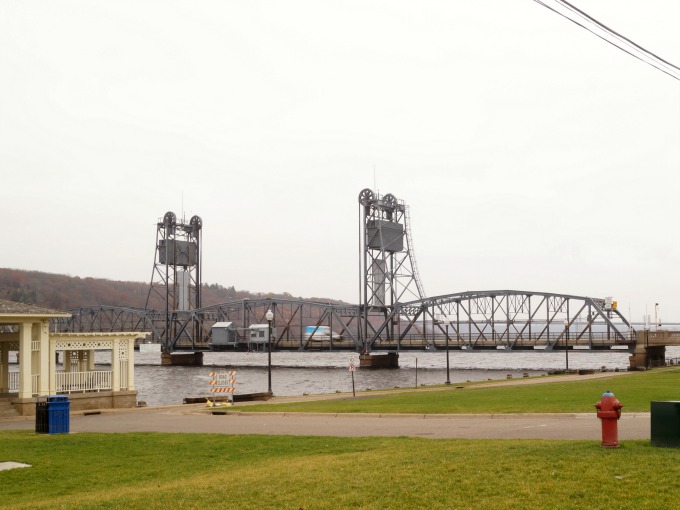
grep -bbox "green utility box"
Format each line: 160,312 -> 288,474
651,401 -> 680,448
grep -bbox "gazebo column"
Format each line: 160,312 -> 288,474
49,340 -> 57,394
18,322 -> 33,398
0,342 -> 8,393
127,337 -> 135,390
64,350 -> 72,372
77,351 -> 86,371
112,337 -> 120,391
38,321 -> 50,395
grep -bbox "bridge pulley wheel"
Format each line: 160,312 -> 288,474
190,215 -> 203,231
358,188 -> 375,205
382,193 -> 397,209
163,211 -> 177,226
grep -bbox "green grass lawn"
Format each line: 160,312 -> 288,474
3,368 -> 680,508
2,431 -> 680,509
242,367 -> 680,414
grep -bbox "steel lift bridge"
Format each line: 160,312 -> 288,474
355,189 -> 635,356
57,191 -> 636,356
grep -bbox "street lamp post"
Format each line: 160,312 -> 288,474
445,324 -> 451,385
563,319 -> 569,373
266,309 -> 273,394
644,325 -> 650,369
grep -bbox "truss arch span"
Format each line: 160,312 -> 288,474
368,290 -> 636,351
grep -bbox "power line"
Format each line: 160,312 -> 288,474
554,0 -> 680,78
532,0 -> 680,81
555,0 -> 680,72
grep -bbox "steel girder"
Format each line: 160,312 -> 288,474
366,290 -> 636,351
57,306 -> 162,339
195,299 -> 363,350
57,299 -> 364,352
57,293 -> 636,353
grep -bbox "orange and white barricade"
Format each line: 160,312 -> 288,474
207,371 -> 237,406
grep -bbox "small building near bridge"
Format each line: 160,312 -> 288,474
0,299 -> 145,416
210,321 -> 238,350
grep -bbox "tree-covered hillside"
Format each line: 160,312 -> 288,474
0,268 -> 342,310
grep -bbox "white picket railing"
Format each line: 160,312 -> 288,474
55,371 -> 112,393
9,372 -> 19,391
8,370 -> 115,393
6,373 -> 39,394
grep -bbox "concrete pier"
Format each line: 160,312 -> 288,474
629,345 -> 666,369
628,329 -> 680,369
161,352 -> 204,366
359,352 -> 399,368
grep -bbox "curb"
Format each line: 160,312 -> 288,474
194,411 -> 652,420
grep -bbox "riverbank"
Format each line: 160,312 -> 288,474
0,367 -> 660,432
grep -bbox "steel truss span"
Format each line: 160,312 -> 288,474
368,290 -> 636,352
58,291 -> 636,353
58,299 -> 363,352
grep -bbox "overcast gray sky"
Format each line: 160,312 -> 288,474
1,1 -> 678,323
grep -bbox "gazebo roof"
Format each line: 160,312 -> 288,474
0,299 -> 71,320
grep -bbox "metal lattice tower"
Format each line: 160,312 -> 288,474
358,188 -> 425,348
145,211 -> 202,351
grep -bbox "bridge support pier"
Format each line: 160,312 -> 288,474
629,345 -> 665,370
161,352 -> 204,366
360,352 -> 399,369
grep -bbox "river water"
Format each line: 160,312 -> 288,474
127,348 -> 674,407
12,347 -> 677,406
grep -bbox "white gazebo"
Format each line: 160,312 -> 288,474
0,299 -> 146,416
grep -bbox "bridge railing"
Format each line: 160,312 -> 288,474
374,330 -> 635,348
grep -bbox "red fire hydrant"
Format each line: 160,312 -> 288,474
595,391 -> 623,448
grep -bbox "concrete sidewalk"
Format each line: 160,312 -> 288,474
0,371 -> 650,440
0,404 -> 651,440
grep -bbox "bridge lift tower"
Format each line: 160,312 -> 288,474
358,188 -> 425,355
146,211 -> 203,353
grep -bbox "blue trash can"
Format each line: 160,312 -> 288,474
47,396 -> 70,434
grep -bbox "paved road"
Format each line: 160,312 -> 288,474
0,405 -> 650,440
